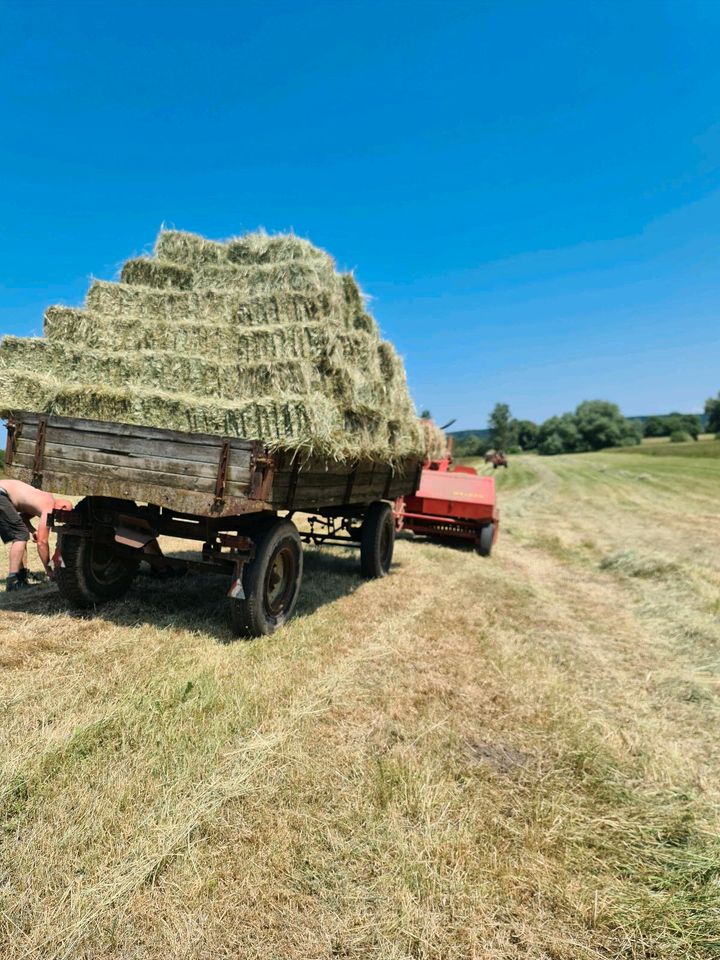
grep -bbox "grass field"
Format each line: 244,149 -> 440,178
608,434 -> 720,458
1,448 -> 719,959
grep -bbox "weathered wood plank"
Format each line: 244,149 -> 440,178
14,438 -> 252,486
6,464 -> 269,518
12,451 -> 251,498
16,422 -> 254,467
12,410 -> 258,450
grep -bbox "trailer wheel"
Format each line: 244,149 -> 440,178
360,501 -> 395,578
476,523 -> 495,558
56,534 -> 139,607
230,518 -> 303,638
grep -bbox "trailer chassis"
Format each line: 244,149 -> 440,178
50,495 -> 395,637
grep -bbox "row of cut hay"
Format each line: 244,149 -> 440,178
84,281 -> 344,330
154,229 -> 335,270
0,337 -> 316,400
43,307 -> 331,360
0,370 -> 419,459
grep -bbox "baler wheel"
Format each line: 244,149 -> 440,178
360,502 -> 395,578
476,523 -> 495,558
230,517 -> 303,638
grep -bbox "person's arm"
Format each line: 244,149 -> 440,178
21,514 -> 38,541
35,508 -> 53,577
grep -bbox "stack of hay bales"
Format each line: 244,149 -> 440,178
420,419 -> 449,461
0,230 -> 425,463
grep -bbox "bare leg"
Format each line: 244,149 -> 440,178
9,540 -> 26,574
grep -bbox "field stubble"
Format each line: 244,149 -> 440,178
0,448 -> 719,958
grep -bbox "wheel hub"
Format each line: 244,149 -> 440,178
264,545 -> 296,616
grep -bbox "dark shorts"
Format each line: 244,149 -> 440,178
0,491 -> 30,544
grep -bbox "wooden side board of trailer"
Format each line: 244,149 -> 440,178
4,412 -> 420,518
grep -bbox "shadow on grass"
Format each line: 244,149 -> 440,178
398,530 -> 481,557
0,545 -> 368,642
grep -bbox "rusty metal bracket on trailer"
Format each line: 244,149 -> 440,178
31,416 -> 47,488
248,443 -> 275,502
212,439 -> 232,512
51,506 -> 256,590
4,417 -> 19,467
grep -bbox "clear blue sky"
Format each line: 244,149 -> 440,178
2,0 -> 719,431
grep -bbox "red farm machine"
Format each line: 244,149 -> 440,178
395,420 -> 500,556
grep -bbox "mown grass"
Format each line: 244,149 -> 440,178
1,447 -> 719,958
608,435 -> 720,458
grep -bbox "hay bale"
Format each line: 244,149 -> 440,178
121,258 -> 193,290
227,232 -> 334,267
0,228 -> 424,462
420,420 -> 448,461
192,260 -> 341,296
0,370 -> 341,446
154,230 -> 227,267
0,337 -> 316,400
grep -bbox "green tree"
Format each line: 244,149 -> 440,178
513,419 -> 539,451
705,393 -> 720,434
644,416 -> 667,438
644,413 -> 700,440
420,409 -> 432,420
453,433 -> 489,457
537,413 -> 581,455
488,403 -> 515,450
537,401 -> 640,455
574,400 -> 641,451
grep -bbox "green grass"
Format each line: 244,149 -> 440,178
608,435 -> 720,458
457,454 -> 542,492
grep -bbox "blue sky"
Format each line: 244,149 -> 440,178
1,0 -> 719,431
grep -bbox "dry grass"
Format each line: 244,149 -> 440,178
1,448 -> 719,958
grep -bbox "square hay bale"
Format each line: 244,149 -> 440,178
0,371 -> 338,446
0,337 -> 316,400
85,281 -> 344,331
154,230 -> 228,268
227,232 -> 335,268
121,258 -> 193,290
43,306 -> 94,343
192,260 -> 341,296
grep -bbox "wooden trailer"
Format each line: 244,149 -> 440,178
3,411 -> 421,637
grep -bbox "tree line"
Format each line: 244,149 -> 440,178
452,391 -> 720,457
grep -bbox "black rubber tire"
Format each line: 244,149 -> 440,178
476,523 -> 495,557
56,533 -> 139,608
360,501 -> 395,578
230,518 -> 303,638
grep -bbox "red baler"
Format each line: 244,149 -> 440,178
396,452 -> 500,557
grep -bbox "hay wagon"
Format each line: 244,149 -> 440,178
3,411 -> 421,637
